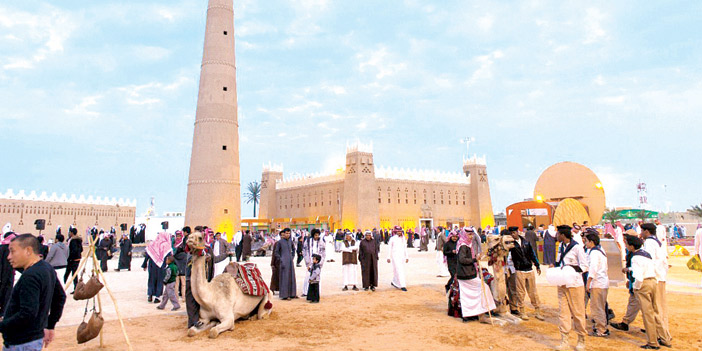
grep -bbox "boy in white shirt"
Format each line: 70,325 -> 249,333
640,223 -> 669,330
585,233 -> 609,337
625,235 -> 672,349
553,225 -> 589,351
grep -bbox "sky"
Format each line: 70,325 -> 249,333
1,0 -> 701,218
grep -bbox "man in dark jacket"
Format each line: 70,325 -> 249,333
442,231 -> 459,292
508,226 -> 543,320
64,228 -> 83,292
0,234 -> 66,350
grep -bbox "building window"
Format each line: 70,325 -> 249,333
405,199 -> 408,204
388,199 -> 391,204
414,199 -> 417,204
463,201 -> 466,205
222,145 -> 227,150
449,201 -> 451,205
379,198 -> 382,203
223,86 -> 227,91
224,209 -> 228,214
398,199 -> 400,204
223,31 -> 228,35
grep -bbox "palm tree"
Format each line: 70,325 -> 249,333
688,204 -> 702,218
244,181 -> 261,217
635,209 -> 649,221
602,208 -> 619,224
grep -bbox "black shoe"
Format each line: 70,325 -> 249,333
401,287 -> 407,291
147,296 -> 153,302
153,298 -> 161,304
657,338 -> 672,348
364,287 -> 369,291
115,269 -> 120,272
370,286 -> 376,291
352,286 -> 359,291
640,345 -> 660,350
611,322 -> 629,331
342,286 -> 349,291
462,317 -> 470,323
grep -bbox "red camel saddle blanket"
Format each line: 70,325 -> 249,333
225,262 -> 270,296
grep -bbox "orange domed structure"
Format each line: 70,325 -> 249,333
533,162 -> 606,225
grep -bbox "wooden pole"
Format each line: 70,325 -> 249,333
87,236 -> 104,348
88,235 -> 134,351
96,268 -> 133,351
476,259 -> 494,325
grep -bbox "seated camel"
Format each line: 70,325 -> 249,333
187,231 -> 273,338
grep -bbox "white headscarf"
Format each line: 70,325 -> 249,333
2,223 -> 11,235
546,225 -> 557,238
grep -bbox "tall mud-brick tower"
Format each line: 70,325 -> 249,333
185,0 -> 240,235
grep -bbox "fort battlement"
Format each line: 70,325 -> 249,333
376,166 -> 469,184
1,189 -> 136,207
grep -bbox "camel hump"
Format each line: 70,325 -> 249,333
224,262 -> 240,277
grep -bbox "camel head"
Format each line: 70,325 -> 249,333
187,231 -> 207,256
486,234 -> 515,258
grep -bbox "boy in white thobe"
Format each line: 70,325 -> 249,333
387,226 -> 409,291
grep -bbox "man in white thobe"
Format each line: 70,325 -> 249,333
387,226 -> 409,291
341,232 -> 359,291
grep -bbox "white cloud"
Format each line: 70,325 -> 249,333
476,14 -> 494,32
321,84 -> 347,95
64,95 -> 103,117
0,5 -> 77,71
357,46 -> 408,79
133,45 -> 171,61
238,21 -> 278,37
283,101 -> 323,113
593,75 -> 606,86
466,50 -> 504,85
591,166 -> 638,209
596,95 -> 625,105
583,8 -> 608,44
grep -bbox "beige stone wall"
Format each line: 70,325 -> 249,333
0,198 -> 135,240
258,147 -> 495,231
273,181 -> 345,224
376,179 -> 472,229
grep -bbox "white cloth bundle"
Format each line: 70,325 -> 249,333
546,266 -> 582,288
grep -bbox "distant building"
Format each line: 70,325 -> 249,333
258,142 -> 495,231
0,189 -> 136,240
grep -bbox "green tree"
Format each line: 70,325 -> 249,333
602,208 -> 619,224
688,204 -> 702,218
244,181 -> 261,217
635,209 -> 649,221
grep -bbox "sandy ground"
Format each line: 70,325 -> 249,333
7,243 -> 702,351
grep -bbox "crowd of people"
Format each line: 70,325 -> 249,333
0,217 -> 699,350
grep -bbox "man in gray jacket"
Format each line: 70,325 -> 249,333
45,233 -> 68,271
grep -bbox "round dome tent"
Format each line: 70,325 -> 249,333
533,161 -> 606,225
552,198 -> 590,226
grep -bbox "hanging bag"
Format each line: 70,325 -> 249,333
687,254 -> 702,272
74,271 -> 104,300
76,299 -> 104,343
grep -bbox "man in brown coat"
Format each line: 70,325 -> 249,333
359,230 -> 379,291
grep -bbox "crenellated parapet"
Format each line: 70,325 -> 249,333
0,189 -> 137,207
276,172 -> 344,190
463,154 -> 487,166
376,166 -> 469,184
